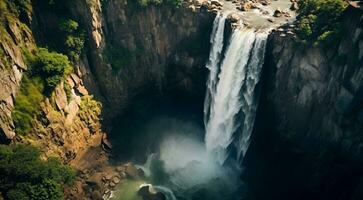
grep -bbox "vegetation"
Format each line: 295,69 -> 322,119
79,96 -> 102,133
12,47 -> 72,135
296,0 -> 348,44
26,47 -> 72,91
0,144 -> 75,200
59,19 -> 86,60
12,77 -> 44,135
104,42 -> 134,71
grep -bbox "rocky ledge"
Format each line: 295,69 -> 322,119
186,0 -> 297,29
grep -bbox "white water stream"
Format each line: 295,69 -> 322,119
204,18 -> 268,164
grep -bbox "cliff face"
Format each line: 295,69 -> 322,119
75,0 -> 215,120
0,8 -> 33,141
0,1 -> 104,163
245,6 -> 363,200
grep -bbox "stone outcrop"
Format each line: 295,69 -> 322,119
0,11 -> 34,141
245,6 -> 363,200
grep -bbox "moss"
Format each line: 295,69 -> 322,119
78,96 -> 102,132
103,42 -> 134,72
12,76 -> 44,135
63,82 -> 72,102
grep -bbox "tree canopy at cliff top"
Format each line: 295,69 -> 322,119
296,0 -> 349,44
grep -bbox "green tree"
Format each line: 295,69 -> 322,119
29,47 -> 72,90
296,0 -> 348,44
0,144 -> 75,200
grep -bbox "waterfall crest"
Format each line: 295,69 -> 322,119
204,25 -> 268,164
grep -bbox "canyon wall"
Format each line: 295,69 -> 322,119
72,0 -> 215,121
245,6 -> 363,200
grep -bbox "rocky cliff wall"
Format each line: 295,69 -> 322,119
72,0 -> 216,121
245,6 -> 363,200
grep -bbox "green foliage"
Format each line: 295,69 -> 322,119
0,144 -> 76,200
296,0 -> 348,44
12,47 -> 72,135
58,19 -> 85,60
79,96 -> 102,132
27,47 -> 72,91
12,77 -> 44,135
104,42 -> 133,71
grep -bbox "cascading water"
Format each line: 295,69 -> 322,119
204,12 -> 227,126
204,26 -> 268,164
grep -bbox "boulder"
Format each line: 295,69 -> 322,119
273,8 -> 283,17
290,2 -> 298,11
228,13 -> 240,23
124,162 -> 140,179
138,184 -> 166,200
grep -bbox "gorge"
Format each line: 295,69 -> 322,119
0,0 -> 362,200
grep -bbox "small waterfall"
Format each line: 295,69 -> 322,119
204,26 -> 268,164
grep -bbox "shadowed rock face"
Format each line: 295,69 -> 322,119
70,0 -> 217,123
244,6 -> 363,200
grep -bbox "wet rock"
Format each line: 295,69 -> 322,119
124,163 -> 140,179
138,168 -> 145,177
228,13 -> 240,23
138,184 -> 166,200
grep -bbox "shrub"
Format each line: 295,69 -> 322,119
0,144 -> 75,200
296,0 -> 348,44
12,47 -> 72,135
28,47 -> 72,91
58,19 -> 85,60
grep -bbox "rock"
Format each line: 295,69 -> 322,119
290,2 -> 298,11
54,82 -> 68,111
86,172 -> 103,189
76,85 -> 89,96
238,2 -> 254,11
138,184 -> 166,200
124,162 -> 140,179
0,121 -> 15,140
116,166 -> 123,172
109,181 -> 116,187
138,168 -> 145,177
112,175 -> 121,184
273,8 -> 283,17
91,191 -> 103,200
211,0 -> 223,7
228,13 -> 240,23
260,0 -> 271,6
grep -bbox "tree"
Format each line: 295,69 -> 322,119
0,144 -> 76,200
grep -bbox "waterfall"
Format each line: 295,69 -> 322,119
204,26 -> 268,164
204,12 -> 227,126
